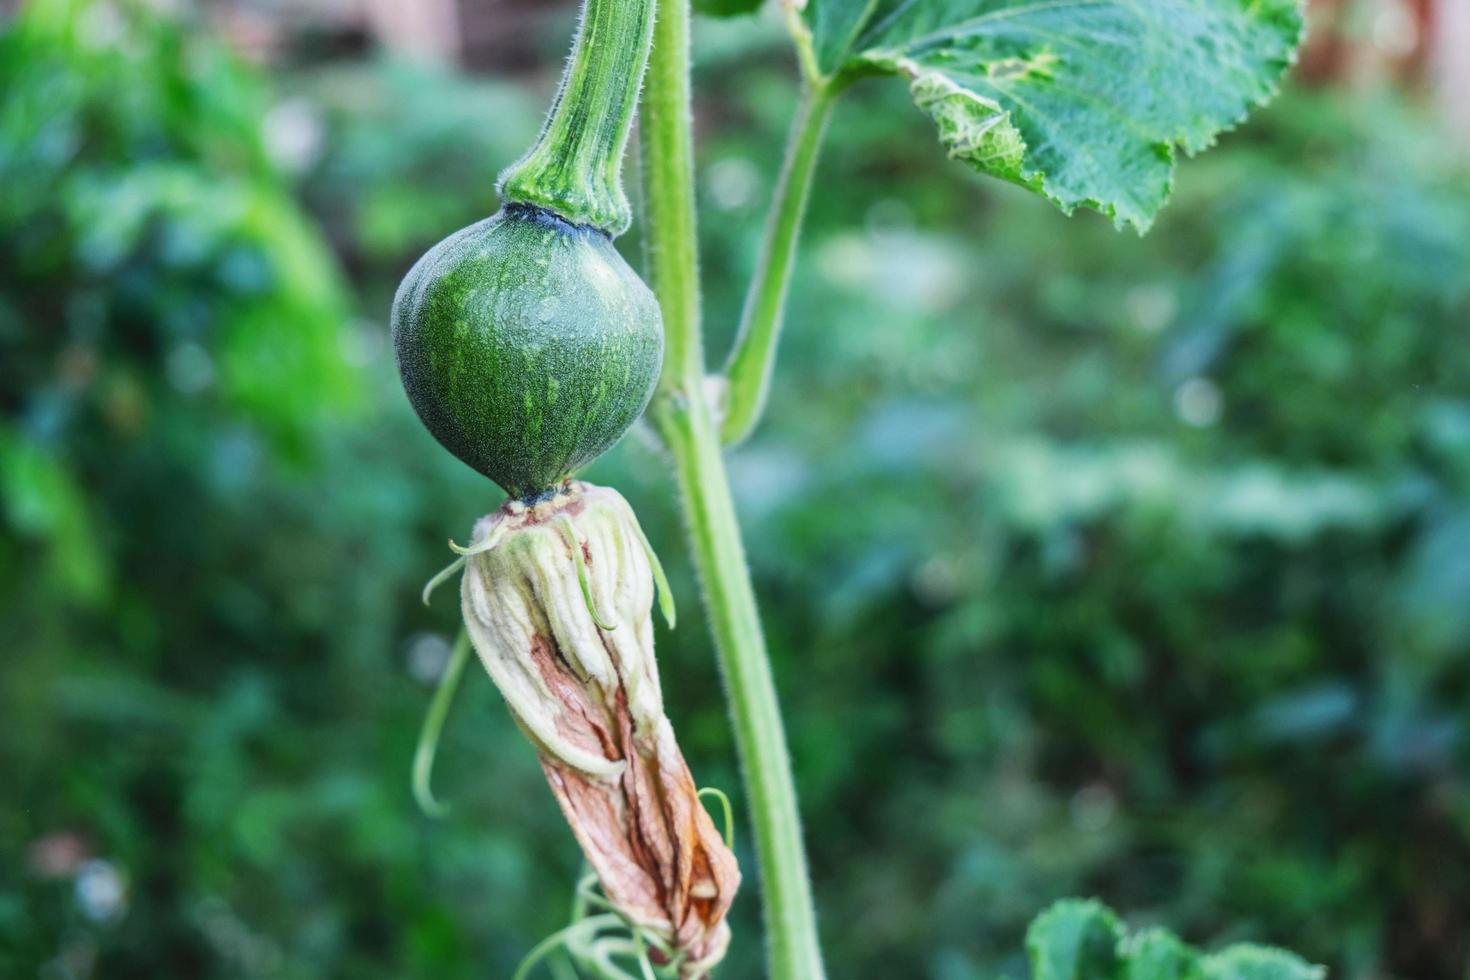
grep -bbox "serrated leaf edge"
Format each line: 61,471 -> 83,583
1202,942 -> 1328,980
847,0 -> 1307,233
1026,897 -> 1126,980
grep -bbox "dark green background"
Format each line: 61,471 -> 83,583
3,2 -> 1468,978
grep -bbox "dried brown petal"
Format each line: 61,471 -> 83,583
461,482 -> 739,976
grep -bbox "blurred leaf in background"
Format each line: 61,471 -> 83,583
1,2 -> 506,977
722,75 -> 1470,979
0,0 -> 359,453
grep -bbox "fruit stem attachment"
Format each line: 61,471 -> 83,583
498,0 -> 656,236
641,0 -> 828,976
720,81 -> 838,445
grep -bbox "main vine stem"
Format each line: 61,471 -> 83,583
640,1 -> 827,976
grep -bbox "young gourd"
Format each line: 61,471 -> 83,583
392,205 -> 661,499
391,0 -> 661,501
392,0 -> 741,976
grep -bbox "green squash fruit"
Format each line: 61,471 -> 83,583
392,205 -> 663,499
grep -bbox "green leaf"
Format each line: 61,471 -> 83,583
695,0 -> 764,16
1027,898 -> 1125,980
0,425 -> 108,605
802,0 -> 1304,230
1201,944 -> 1326,980
1123,927 -> 1202,980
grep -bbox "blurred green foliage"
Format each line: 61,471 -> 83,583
1025,898 -> 1323,980
2,2 -> 1469,979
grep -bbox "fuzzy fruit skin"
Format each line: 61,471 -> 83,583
392,205 -> 663,499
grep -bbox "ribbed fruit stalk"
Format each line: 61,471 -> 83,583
497,0 -> 655,236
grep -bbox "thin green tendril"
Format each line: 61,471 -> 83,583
513,913 -> 671,980
511,914 -> 623,980
586,936 -> 652,980
630,515 -> 676,630
557,516 -> 617,631
632,932 -> 658,980
523,871 -> 680,979
697,785 -> 736,849
576,878 -> 675,958
421,555 -> 465,606
411,630 -> 473,818
576,872 -> 615,915
547,953 -> 578,980
448,521 -> 507,557
574,877 -> 675,958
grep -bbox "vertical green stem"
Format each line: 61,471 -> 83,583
640,2 -> 827,977
656,407 -> 827,980
640,0 -> 702,399
498,0 -> 655,234
720,83 -> 836,446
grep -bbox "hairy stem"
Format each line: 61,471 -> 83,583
655,405 -> 827,980
498,0 -> 655,235
720,83 -> 836,445
640,0 -> 701,399
640,1 -> 827,976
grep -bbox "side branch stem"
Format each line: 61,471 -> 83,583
640,1 -> 827,977
719,83 -> 836,445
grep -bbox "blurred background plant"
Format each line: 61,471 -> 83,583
2,0 -> 1468,978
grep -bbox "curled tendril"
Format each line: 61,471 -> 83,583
511,914 -> 629,980
548,953 -> 579,980
411,630 -> 474,818
697,786 -> 736,849
421,555 -> 466,606
513,910 -> 674,980
631,933 -> 658,980
511,870 -> 692,979
448,519 -> 509,557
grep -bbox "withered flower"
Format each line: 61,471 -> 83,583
458,481 -> 739,977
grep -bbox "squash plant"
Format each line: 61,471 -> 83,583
397,0 -> 1313,977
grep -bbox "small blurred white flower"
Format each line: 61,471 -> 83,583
166,342 -> 214,394
912,554 -> 961,606
1125,283 -> 1177,334
1070,783 -> 1118,832
864,197 -> 915,239
75,859 -> 127,924
1174,377 -> 1223,428
406,632 -> 452,685
263,99 -> 324,175
1371,0 -> 1418,57
707,157 -> 760,211
340,319 -> 386,367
